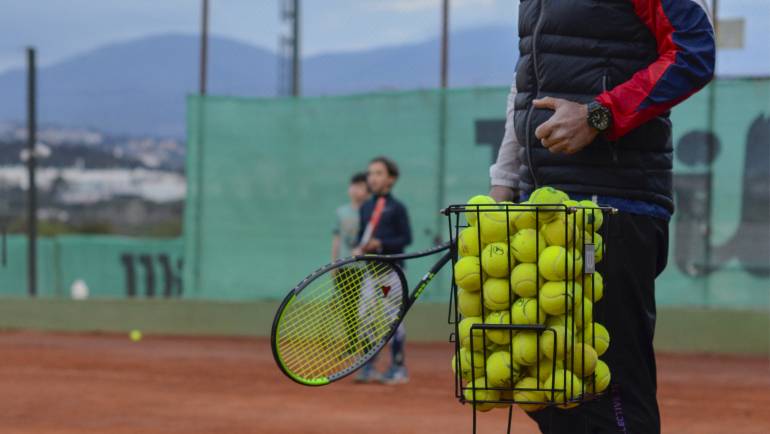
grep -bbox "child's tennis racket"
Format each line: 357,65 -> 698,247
271,241 -> 451,386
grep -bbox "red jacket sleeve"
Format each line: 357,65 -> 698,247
596,0 -> 715,140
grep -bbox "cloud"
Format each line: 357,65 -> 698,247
368,0 -> 495,13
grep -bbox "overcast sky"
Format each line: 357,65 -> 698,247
0,0 -> 767,75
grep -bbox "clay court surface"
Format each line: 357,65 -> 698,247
0,332 -> 768,434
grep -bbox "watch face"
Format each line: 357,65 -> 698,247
589,105 -> 610,131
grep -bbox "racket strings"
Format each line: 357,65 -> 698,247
276,260 -> 405,380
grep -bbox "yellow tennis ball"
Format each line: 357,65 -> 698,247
565,343 -> 598,377
459,316 -> 486,351
586,359 -> 611,394
510,331 -> 539,366
513,376 -> 546,412
486,351 -> 520,387
510,229 -> 546,263
543,369 -> 583,405
454,256 -> 483,292
593,232 -> 604,263
540,315 -> 574,360
485,310 -> 514,345
529,187 -> 570,222
540,214 -> 575,247
129,330 -> 142,342
528,357 -> 564,383
538,246 -> 583,281
582,272 -> 604,303
463,377 -> 500,412
579,322 -> 610,356
510,201 -> 537,230
578,200 -> 603,232
574,298 -> 593,329
482,278 -> 514,311
457,226 -> 482,257
510,297 -> 547,325
452,347 -> 486,381
509,263 -> 543,298
478,207 -> 510,244
465,195 -> 497,226
481,242 -> 516,278
538,281 -> 577,316
458,288 -> 483,317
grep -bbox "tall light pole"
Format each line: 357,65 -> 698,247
199,0 -> 209,95
279,0 -> 301,96
435,0 -> 450,244
26,47 -> 37,296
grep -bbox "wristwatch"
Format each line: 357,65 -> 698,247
587,101 -> 612,132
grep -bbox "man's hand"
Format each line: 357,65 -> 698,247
362,238 -> 382,253
533,97 -> 599,155
489,185 -> 517,203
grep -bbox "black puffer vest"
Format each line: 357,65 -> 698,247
514,0 -> 674,213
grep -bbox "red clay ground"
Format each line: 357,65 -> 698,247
0,331 -> 768,434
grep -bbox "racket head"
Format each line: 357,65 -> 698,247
271,256 -> 409,386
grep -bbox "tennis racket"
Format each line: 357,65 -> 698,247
271,241 -> 452,386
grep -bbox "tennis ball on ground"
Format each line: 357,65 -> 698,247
578,200 -> 603,232
540,315 -> 574,360
586,359 -> 611,394
582,272 -> 604,303
481,242 -> 516,278
485,310 -> 515,345
509,263 -> 543,298
528,357 -> 564,383
478,206 -> 511,244
486,351 -> 521,387
514,376 -> 547,412
511,331 -> 539,366
510,297 -> 547,325
463,377 -> 500,412
510,229 -> 546,263
543,369 -> 583,406
458,288 -> 483,317
455,256 -> 483,292
540,214 -> 575,247
579,322 -> 610,356
538,281 -> 579,316
129,330 -> 142,342
529,187 -> 570,222
565,343 -> 598,377
510,201 -> 537,230
457,226 -> 482,257
483,278 -> 514,311
465,195 -> 497,226
538,246 -> 583,281
452,347 -> 486,381
459,316 -> 486,351
573,298 -> 593,329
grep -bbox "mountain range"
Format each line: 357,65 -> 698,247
0,25 -> 518,137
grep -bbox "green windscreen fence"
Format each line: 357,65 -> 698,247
185,81 -> 770,309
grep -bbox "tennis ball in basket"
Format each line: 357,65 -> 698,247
514,377 -> 546,412
463,377 -> 500,412
485,310 -> 514,345
509,263 -> 543,298
510,200 -> 537,230
481,242 -> 516,278
573,298 -> 593,329
511,331 -> 539,366
582,272 -> 604,303
510,229 -> 546,263
483,278 -> 514,311
478,207 -> 510,244
465,195 -> 497,226
452,347 -> 486,381
528,357 -> 564,383
586,359 -> 611,394
540,214 -> 575,247
459,316 -> 486,351
529,187 -> 570,222
458,288 -> 483,317
538,281 -> 577,316
457,226 -> 482,257
565,343 -> 598,377
455,256 -> 483,292
543,369 -> 583,406
593,232 -> 604,263
578,200 -> 603,232
486,350 -> 520,387
579,322 -> 610,356
540,315 -> 574,360
538,246 -> 582,281
511,297 -> 547,325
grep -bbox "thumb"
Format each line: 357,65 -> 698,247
533,97 -> 559,110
